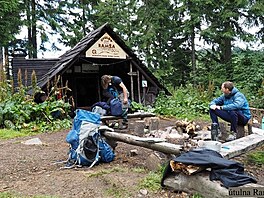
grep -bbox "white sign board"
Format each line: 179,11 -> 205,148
142,80 -> 148,87
86,33 -> 127,59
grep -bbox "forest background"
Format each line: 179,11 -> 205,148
0,2 -> 263,198
0,0 -> 264,132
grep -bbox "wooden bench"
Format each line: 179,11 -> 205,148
237,120 -> 252,138
220,107 -> 264,138
101,112 -> 156,122
101,112 -> 158,134
238,107 -> 264,137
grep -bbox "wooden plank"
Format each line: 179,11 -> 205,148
137,70 -> 141,104
101,112 -> 156,121
129,62 -> 134,101
220,127 -> 264,159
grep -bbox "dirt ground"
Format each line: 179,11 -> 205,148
0,117 -> 263,198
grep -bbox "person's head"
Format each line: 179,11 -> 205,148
221,81 -> 234,95
101,75 -> 112,89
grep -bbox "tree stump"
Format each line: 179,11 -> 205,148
134,120 -> 146,137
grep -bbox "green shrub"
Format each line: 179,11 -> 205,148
153,84 -> 212,120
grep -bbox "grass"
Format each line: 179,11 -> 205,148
85,166 -> 146,198
138,171 -> 162,192
0,192 -> 57,198
85,166 -> 126,178
0,129 -> 39,139
246,151 -> 264,165
105,185 -> 132,198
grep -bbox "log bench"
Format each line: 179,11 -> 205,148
236,107 -> 264,137
220,107 -> 264,138
101,112 -> 156,122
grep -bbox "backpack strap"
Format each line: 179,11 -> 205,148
87,133 -> 101,168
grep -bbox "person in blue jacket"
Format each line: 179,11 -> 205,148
209,81 -> 251,141
101,75 -> 129,129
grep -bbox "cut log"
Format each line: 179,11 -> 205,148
163,172 -> 263,198
134,120 -> 145,137
102,131 -> 182,155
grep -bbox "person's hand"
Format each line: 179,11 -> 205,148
210,105 -> 222,110
123,98 -> 128,104
210,104 -> 217,110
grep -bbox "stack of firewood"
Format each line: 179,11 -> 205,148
174,119 -> 200,137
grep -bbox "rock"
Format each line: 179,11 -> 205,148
130,149 -> 138,156
22,138 -> 42,145
145,152 -> 166,171
139,189 -> 148,195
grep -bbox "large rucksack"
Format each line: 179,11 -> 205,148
65,109 -> 115,168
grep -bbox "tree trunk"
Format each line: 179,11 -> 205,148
0,47 -> 3,82
223,38 -> 232,79
31,0 -> 37,58
191,26 -> 196,85
102,131 -> 182,155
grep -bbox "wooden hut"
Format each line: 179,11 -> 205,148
12,23 -> 170,109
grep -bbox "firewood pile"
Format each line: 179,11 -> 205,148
144,118 -> 205,151
174,119 -> 200,137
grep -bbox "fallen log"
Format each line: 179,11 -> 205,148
163,172 -> 263,198
103,131 -> 182,155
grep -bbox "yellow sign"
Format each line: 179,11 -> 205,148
86,33 -> 127,59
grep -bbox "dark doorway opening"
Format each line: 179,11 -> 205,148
75,76 -> 99,107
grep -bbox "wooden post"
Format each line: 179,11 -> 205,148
137,70 -> 141,104
129,62 -> 134,101
142,76 -> 146,105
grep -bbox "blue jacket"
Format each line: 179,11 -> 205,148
209,87 -> 251,119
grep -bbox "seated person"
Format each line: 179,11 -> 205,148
209,81 -> 251,141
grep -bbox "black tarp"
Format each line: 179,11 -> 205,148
161,148 -> 257,188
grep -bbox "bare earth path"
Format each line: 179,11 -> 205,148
0,118 -> 263,198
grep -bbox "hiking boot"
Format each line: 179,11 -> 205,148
211,123 -> 219,141
225,133 -> 236,142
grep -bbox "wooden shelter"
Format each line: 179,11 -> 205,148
12,23 -> 170,108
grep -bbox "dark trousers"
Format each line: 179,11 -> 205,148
118,92 -> 129,124
209,109 -> 249,133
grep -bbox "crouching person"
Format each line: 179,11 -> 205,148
209,81 -> 251,141
101,75 -> 130,129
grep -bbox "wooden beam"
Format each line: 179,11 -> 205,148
101,112 -> 156,121
103,131 -> 182,155
137,70 -> 141,104
129,62 -> 134,101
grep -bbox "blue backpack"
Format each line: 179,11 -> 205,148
110,98 -> 123,116
65,109 -> 115,168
